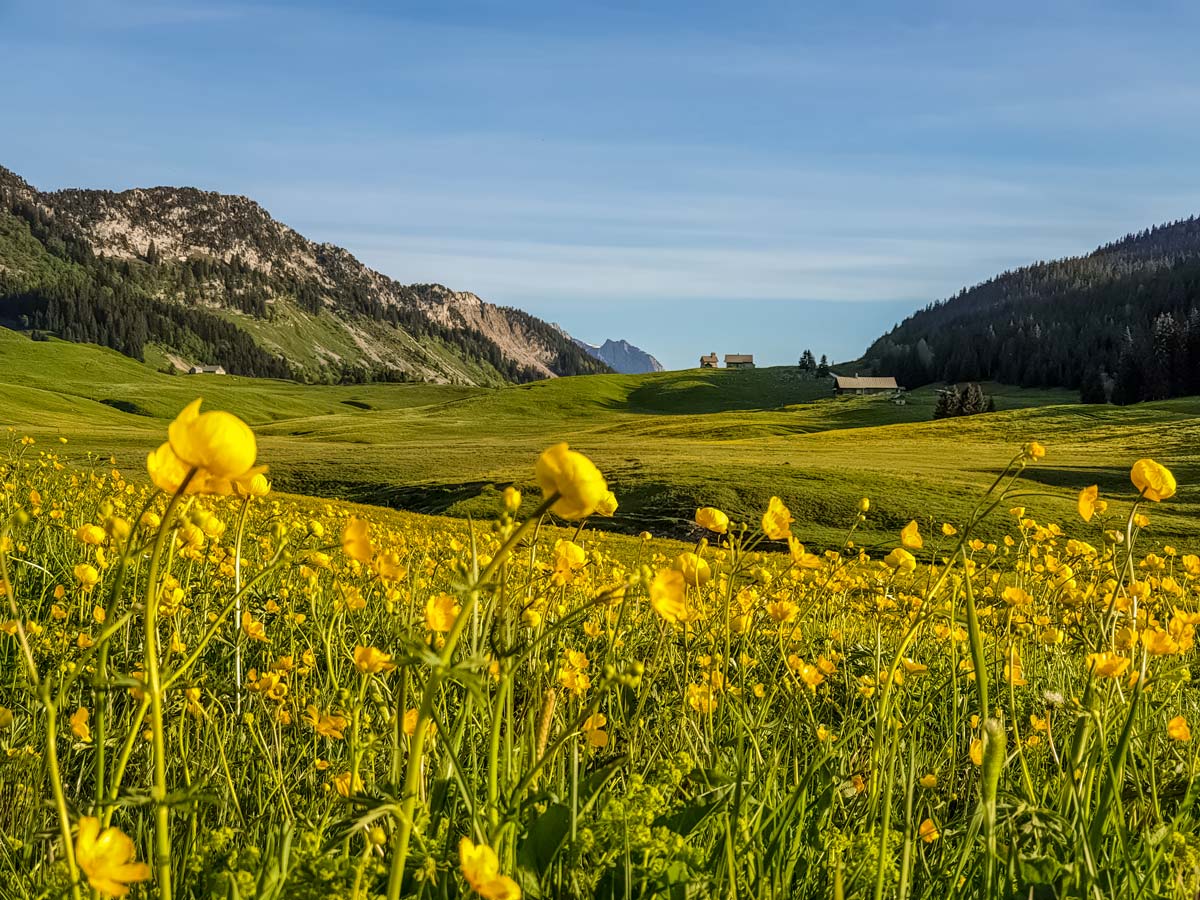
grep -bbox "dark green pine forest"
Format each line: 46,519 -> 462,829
863,216 -> 1200,404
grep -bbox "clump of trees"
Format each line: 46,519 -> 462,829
934,383 -> 995,419
797,349 -> 831,377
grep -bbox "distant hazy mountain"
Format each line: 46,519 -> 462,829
572,337 -> 664,374
0,164 -> 610,385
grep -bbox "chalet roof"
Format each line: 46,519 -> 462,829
833,375 -> 898,390
724,354 -> 754,363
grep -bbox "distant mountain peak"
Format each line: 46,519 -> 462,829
573,337 -> 664,374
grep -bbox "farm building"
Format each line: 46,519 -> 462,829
699,352 -> 719,369
187,365 -> 227,376
832,374 -> 899,395
724,354 -> 755,369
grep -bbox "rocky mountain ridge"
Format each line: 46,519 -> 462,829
0,164 -> 609,385
572,336 -> 664,374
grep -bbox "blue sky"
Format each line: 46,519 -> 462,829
4,0 -> 1200,369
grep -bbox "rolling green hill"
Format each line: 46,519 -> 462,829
2,326 -> 1192,549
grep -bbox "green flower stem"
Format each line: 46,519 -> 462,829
1,524 -> 83,900
385,494 -> 558,900
143,477 -> 194,900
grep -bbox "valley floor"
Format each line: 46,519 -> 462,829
2,326 -> 1197,547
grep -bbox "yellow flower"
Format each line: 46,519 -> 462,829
502,486 -> 522,513
649,569 -> 689,624
1168,715 -> 1191,742
918,818 -> 940,843
333,770 -> 364,797
918,773 -> 937,789
1001,586 -> 1033,607
354,645 -> 395,674
1023,441 -> 1046,460
788,657 -> 825,690
74,563 -> 100,590
1078,485 -> 1099,522
941,522 -> 957,536
582,713 -> 609,748
969,737 -> 983,766
534,443 -> 608,520
76,524 -> 106,545
788,537 -> 822,569
883,548 -> 916,573
1004,649 -> 1027,686
168,398 -> 258,481
71,707 -> 91,742
1085,652 -> 1131,679
1142,627 -> 1182,656
146,441 -> 193,494
594,490 -> 619,517
766,598 -> 798,623
551,540 -> 587,586
235,472 -> 271,497
687,683 -> 718,714
900,520 -> 923,550
695,507 -> 730,534
305,705 -> 347,740
460,837 -> 522,900
1131,458 -> 1176,502
75,816 -> 151,898
342,518 -> 375,564
672,552 -> 711,587
425,593 -> 461,632
241,611 -> 268,643
761,497 -> 794,540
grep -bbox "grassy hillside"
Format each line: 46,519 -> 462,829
2,326 -> 1192,548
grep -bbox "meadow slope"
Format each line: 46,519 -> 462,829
1,327 -> 1196,547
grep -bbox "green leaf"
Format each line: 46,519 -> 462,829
518,802 -> 571,876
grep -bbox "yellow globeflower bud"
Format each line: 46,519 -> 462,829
73,564 -> 100,589
672,551 -> 711,587
146,442 -> 192,494
534,443 -> 608,520
75,524 -> 106,545
1131,458 -> 1176,502
695,507 -> 729,534
168,398 -> 257,480
594,490 -> 619,517
236,472 -> 271,497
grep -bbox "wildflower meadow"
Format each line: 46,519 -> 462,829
2,399 -> 1199,899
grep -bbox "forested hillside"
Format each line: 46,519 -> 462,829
0,165 -> 609,385
863,216 -> 1200,403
